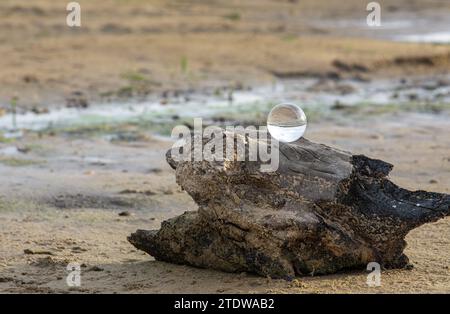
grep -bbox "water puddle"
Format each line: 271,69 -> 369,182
394,32 -> 450,44
311,15 -> 450,44
0,76 -> 449,134
0,146 -> 20,156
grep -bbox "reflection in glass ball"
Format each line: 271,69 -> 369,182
267,103 -> 307,142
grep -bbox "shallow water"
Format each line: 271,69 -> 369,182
313,14 -> 450,44
394,32 -> 450,44
0,75 -> 449,134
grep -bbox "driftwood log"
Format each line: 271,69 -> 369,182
128,132 -> 449,279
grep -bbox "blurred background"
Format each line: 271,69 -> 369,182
0,0 -> 449,294
0,0 -> 449,124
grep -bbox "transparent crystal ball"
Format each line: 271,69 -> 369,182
267,103 -> 307,142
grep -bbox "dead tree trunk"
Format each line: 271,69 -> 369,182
128,132 -> 449,279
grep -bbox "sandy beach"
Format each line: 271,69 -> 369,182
0,0 -> 449,293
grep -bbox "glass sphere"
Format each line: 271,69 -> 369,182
267,103 -> 307,142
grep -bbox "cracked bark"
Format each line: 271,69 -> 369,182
128,132 -> 449,279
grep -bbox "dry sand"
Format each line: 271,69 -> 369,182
1,0 -> 450,110
0,113 -> 449,293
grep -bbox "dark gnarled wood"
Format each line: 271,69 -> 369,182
128,133 -> 449,279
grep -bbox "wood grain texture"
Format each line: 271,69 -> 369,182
129,132 -> 449,279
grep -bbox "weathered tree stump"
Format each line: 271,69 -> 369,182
128,132 -> 449,279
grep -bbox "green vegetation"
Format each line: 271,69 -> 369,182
281,34 -> 298,42
0,157 -> 45,167
42,123 -> 116,137
180,56 -> 188,74
0,133 -> 15,143
116,86 -> 134,98
116,70 -> 162,98
10,96 -> 18,130
121,71 -> 147,82
223,12 -> 241,21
